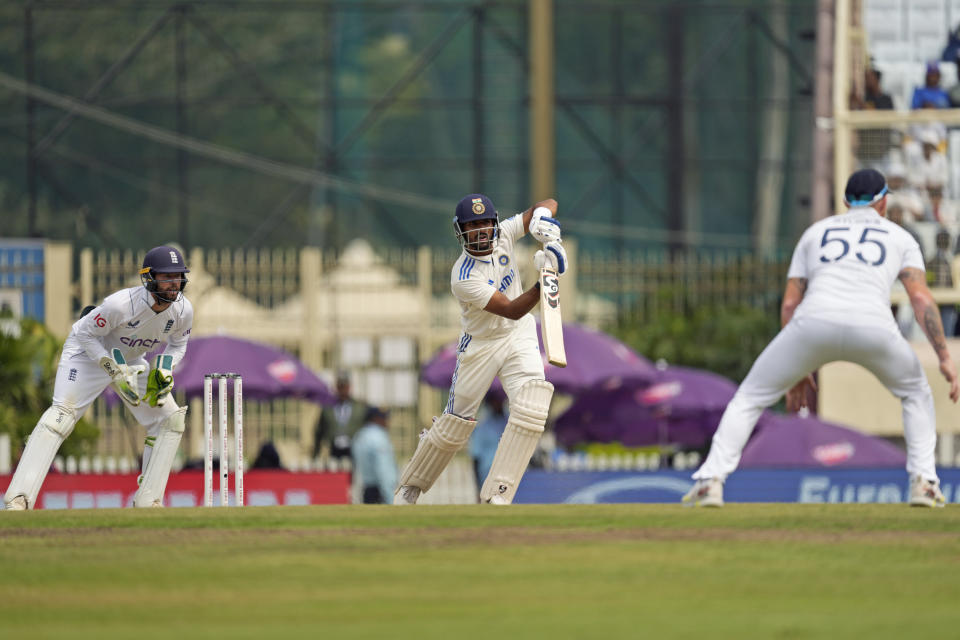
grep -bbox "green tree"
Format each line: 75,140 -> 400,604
612,295 -> 780,383
0,315 -> 99,459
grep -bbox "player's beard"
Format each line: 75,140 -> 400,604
469,230 -> 493,255
153,284 -> 181,304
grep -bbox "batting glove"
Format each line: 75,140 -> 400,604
99,348 -> 146,406
530,207 -> 562,244
534,240 -> 567,275
143,354 -> 175,407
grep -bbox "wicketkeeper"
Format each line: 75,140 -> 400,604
394,193 -> 567,505
4,245 -> 194,510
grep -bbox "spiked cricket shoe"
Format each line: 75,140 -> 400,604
909,475 -> 946,508
681,478 -> 724,507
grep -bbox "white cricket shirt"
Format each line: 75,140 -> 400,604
787,206 -> 925,328
63,286 -> 194,367
450,213 -> 526,339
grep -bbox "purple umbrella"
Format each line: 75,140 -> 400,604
741,413 -> 906,468
421,322 -> 656,395
103,335 -> 335,406
554,366 -> 738,449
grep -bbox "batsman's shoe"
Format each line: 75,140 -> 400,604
681,478 -> 724,508
5,495 -> 27,511
909,475 -> 946,508
393,485 -> 421,505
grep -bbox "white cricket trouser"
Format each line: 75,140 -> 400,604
694,315 -> 938,482
446,314 -> 545,419
53,352 -> 182,425
5,353 -> 182,507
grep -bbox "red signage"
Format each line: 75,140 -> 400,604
0,470 -> 351,509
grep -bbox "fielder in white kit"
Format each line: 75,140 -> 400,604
4,245 -> 194,510
394,193 -> 567,505
683,169 -> 959,508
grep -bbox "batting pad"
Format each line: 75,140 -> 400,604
5,404 -> 77,509
133,407 -> 186,507
480,379 -> 554,504
396,413 -> 475,494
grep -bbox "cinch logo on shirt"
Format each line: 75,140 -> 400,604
120,336 -> 161,349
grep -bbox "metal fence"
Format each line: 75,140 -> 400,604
579,248 -> 791,322
73,244 -> 790,464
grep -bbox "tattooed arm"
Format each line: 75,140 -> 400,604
899,267 -> 960,402
781,277 -> 817,411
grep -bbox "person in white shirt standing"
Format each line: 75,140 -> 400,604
4,245 -> 194,510
683,169 -> 959,508
352,407 -> 398,504
394,193 -> 566,505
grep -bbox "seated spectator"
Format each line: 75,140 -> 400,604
852,68 -> 896,166
943,26 -> 960,64
853,67 -> 894,110
949,54 -> 960,107
887,202 -> 926,255
886,158 -> 926,224
911,62 -> 951,109
908,127 -> 949,195
929,228 -> 958,336
924,173 -> 957,230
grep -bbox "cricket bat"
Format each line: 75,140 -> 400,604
539,267 -> 567,367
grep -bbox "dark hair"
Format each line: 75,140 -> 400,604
364,406 -> 389,422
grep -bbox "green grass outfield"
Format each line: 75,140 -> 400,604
1,504 -> 959,639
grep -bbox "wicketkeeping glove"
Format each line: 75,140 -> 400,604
534,240 -> 568,275
530,207 -> 562,244
142,354 -> 175,407
99,348 -> 146,406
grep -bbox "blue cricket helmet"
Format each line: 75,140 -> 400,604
140,245 -> 189,303
141,245 -> 190,274
454,193 -> 498,225
453,193 -> 500,254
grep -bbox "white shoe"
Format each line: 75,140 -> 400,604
5,495 -> 28,511
485,495 -> 509,505
681,478 -> 724,507
909,475 -> 946,508
393,485 -> 421,505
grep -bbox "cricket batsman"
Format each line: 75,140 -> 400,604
4,245 -> 194,510
394,193 -> 566,505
